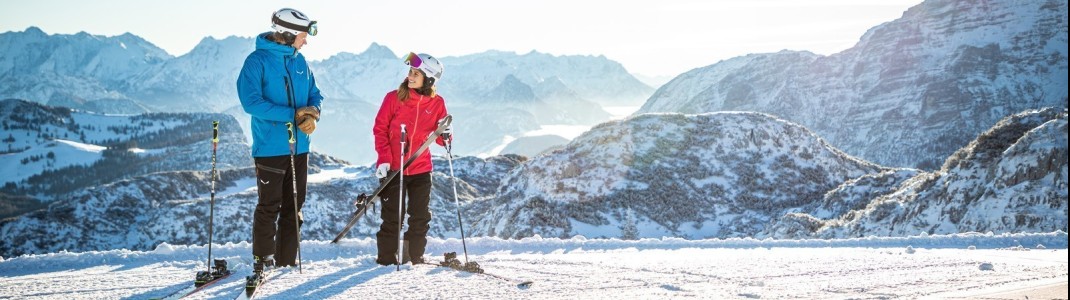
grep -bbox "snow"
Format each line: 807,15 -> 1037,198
128,147 -> 166,155
208,177 -> 257,199
0,139 -> 105,184
306,165 -> 363,184
0,232 -> 1065,299
482,134 -> 517,158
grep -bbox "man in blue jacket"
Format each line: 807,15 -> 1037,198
236,7 -> 322,272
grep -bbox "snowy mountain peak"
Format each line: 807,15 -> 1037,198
190,35 -> 251,53
18,26 -> 47,37
360,42 -> 398,59
486,74 -> 536,103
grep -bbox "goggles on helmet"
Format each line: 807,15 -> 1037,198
404,52 -> 422,68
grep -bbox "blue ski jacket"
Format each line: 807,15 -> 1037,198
237,32 -> 323,157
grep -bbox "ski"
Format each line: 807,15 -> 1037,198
151,259 -> 233,300
331,115 -> 453,243
418,252 -> 534,289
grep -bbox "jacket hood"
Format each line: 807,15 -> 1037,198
255,32 -> 296,57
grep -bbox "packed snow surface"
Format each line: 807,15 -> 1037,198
0,232 -> 1065,299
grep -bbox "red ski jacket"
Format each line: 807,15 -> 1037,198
373,89 -> 449,175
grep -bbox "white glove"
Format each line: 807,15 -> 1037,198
375,163 -> 390,179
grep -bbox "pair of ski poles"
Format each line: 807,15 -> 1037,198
204,121 -> 304,275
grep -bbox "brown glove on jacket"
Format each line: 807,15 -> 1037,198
295,106 -> 319,135
298,117 -> 316,135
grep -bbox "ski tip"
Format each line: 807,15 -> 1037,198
518,281 -> 534,289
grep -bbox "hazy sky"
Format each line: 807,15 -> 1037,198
2,0 -> 922,78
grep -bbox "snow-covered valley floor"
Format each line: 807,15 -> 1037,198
1,233 -> 1066,299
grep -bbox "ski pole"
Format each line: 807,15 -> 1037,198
397,124 -> 406,271
207,120 -> 219,275
443,135 -> 472,265
287,122 -> 302,274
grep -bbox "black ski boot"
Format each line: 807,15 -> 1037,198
246,255 -> 274,291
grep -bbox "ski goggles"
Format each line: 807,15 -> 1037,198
404,52 -> 422,68
308,21 -> 318,36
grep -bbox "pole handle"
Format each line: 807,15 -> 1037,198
286,122 -> 296,144
212,120 -> 219,143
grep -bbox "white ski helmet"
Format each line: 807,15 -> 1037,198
404,52 -> 444,84
271,8 -> 317,36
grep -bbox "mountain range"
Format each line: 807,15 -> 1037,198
0,29 -> 653,162
637,0 -> 1068,170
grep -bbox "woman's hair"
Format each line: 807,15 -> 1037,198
267,32 -> 297,46
396,70 -> 437,102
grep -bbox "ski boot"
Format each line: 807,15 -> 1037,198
246,255 -> 274,293
401,241 -> 427,265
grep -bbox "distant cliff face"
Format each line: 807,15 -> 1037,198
638,0 -> 1068,169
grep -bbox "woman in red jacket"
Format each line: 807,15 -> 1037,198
372,52 -> 450,265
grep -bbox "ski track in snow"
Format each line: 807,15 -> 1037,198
0,234 -> 1066,299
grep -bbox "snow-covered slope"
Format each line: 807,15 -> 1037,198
805,108 -> 1069,237
499,134 -> 570,158
0,233 -> 1065,299
637,0 -> 1068,169
473,112 -> 884,239
0,99 -> 250,200
0,139 -> 105,184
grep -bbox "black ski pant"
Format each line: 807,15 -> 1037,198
376,172 -> 433,264
252,153 -> 307,267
